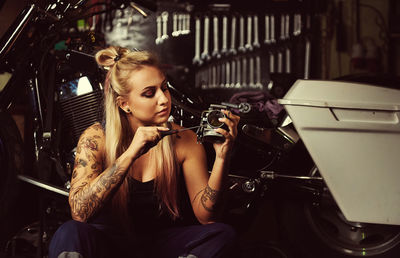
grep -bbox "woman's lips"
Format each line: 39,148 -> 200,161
157,109 -> 169,116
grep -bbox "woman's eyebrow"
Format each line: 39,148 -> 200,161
141,78 -> 167,91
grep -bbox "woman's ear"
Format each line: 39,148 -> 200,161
116,96 -> 131,113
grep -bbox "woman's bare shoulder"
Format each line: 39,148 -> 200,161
83,122 -> 105,136
170,122 -> 198,142
171,122 -> 203,160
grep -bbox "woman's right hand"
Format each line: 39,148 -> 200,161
128,126 -> 170,159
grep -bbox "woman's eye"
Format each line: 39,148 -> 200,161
143,90 -> 155,97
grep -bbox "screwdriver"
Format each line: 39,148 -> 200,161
160,126 -> 201,137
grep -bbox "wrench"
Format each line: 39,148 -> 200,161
231,60 -> 236,88
285,14 -> 290,39
212,15 -> 221,58
229,16 -> 237,55
185,13 -> 191,35
286,47 -> 291,73
201,16 -> 211,61
277,51 -> 283,73
161,11 -> 169,41
216,63 -> 221,88
220,62 -> 225,88
264,14 -> 270,44
184,14 -> 189,34
245,15 -> 253,51
192,16 -> 202,65
253,14 -> 260,48
172,13 -> 178,37
155,15 -> 162,44
236,58 -> 241,88
242,57 -> 247,87
269,52 -> 275,73
177,13 -> 184,36
304,38 -> 311,79
212,65 -> 217,88
270,14 -> 276,43
221,15 -> 228,55
279,14 -> 285,41
255,56 -> 263,89
294,13 -> 301,36
225,61 -> 231,88
248,56 -> 255,88
238,15 -> 245,52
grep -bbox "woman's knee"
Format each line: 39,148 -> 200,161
53,220 -> 92,240
49,220 -> 104,258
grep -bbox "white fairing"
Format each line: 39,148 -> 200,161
279,80 -> 400,225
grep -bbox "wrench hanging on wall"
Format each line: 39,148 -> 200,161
220,62 -> 226,88
229,15 -> 237,54
183,13 -> 190,35
269,52 -> 275,74
212,15 -> 221,58
221,15 -> 228,56
212,65 -> 217,88
172,13 -> 178,37
286,47 -> 291,73
264,14 -> 270,44
161,12 -> 169,42
255,55 -> 263,89
304,38 -> 311,79
242,56 -> 247,87
238,15 -> 245,53
230,59 -> 236,88
270,14 -> 276,43
277,50 -> 283,73
155,15 -> 162,44
248,56 -> 255,88
245,15 -> 253,51
293,13 -> 302,36
253,14 -> 260,48
192,16 -> 202,65
225,61 -> 231,88
201,15 -> 211,61
236,58 -> 241,88
279,14 -> 285,41
285,14 -> 290,40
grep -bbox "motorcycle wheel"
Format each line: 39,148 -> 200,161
278,166 -> 400,258
0,111 -> 24,248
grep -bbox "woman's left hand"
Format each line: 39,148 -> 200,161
213,110 -> 240,159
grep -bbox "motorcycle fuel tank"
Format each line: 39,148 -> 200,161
279,80 -> 400,225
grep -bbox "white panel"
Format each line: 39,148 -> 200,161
280,80 -> 400,225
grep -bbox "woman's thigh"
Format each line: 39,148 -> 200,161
152,222 -> 237,258
48,220 -> 133,258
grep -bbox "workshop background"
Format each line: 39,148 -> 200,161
1,0 -> 400,258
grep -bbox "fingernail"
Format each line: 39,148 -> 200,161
218,118 -> 224,121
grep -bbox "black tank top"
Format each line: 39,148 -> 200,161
127,175 -> 198,235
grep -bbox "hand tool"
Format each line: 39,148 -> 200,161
160,126 -> 201,137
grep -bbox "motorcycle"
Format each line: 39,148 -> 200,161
1,1 -> 400,258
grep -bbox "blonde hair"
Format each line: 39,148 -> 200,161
95,46 -> 179,224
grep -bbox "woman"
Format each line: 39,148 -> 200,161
49,46 -> 240,258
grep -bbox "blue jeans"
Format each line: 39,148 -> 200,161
48,220 -> 237,258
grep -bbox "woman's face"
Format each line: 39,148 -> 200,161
124,65 -> 171,127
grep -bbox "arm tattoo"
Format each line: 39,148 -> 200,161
200,185 -> 220,212
76,135 -> 100,162
70,162 -> 126,221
